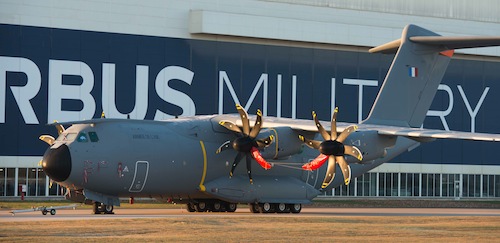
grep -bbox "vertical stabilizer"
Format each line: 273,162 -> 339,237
363,25 -> 452,127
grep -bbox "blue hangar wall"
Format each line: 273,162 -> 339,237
1,24 -> 500,166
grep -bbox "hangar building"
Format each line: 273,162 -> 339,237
0,0 -> 499,198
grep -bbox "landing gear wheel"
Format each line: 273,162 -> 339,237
226,203 -> 237,213
212,202 -> 222,212
50,209 -> 56,215
42,210 -> 48,215
249,203 -> 260,213
104,205 -> 114,214
290,204 -> 302,214
93,202 -> 114,214
93,202 -> 100,214
276,203 -> 288,213
186,203 -> 196,212
195,202 -> 208,212
259,203 -> 274,213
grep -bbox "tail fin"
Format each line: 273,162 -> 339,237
363,24 -> 500,128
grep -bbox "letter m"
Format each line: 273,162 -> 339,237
218,71 -> 268,115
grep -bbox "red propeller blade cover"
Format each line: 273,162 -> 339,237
302,154 -> 328,171
250,147 -> 272,170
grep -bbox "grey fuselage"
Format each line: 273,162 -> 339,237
46,114 -> 416,204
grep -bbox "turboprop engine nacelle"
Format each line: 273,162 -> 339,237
257,127 -> 307,160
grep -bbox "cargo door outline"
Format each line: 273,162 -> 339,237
129,161 -> 149,192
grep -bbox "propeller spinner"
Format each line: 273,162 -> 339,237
299,108 -> 363,189
216,104 -> 274,184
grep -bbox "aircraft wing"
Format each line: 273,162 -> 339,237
258,116 -> 500,142
259,116 -> 352,132
362,124 -> 500,142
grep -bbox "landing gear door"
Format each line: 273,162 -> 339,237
129,161 -> 149,192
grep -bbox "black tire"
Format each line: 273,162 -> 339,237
290,204 -> 302,214
276,203 -> 289,213
249,203 -> 260,213
42,210 -> 47,215
226,203 -> 237,213
104,205 -> 114,214
195,202 -> 208,212
50,209 -> 56,215
93,202 -> 101,214
212,201 -> 222,212
259,203 -> 274,213
186,203 -> 196,212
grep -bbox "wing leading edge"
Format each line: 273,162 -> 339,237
232,115 -> 500,142
365,125 -> 500,142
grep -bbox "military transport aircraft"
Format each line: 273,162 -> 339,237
39,24 -> 500,214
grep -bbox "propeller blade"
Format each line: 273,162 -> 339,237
302,154 -> 328,171
219,120 -> 242,134
236,104 -> 250,135
336,156 -> 352,185
55,123 -> 65,135
298,135 -> 321,149
39,135 -> 55,145
250,147 -> 272,170
336,125 -> 358,143
256,135 -> 274,148
215,140 -> 232,154
321,156 -> 337,189
313,111 -> 330,140
344,145 -> 363,161
248,109 -> 263,139
330,107 -> 338,140
245,153 -> 253,184
230,152 -> 244,178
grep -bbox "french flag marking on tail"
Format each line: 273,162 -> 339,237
409,67 -> 418,78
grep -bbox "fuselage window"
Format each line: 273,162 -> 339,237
77,132 -> 88,142
88,131 -> 99,142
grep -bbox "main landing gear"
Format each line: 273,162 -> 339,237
249,202 -> 302,214
186,200 -> 237,213
93,202 -> 115,214
185,200 -> 302,214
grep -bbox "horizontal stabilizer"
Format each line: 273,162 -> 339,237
368,39 -> 401,54
370,35 -> 500,54
409,36 -> 500,50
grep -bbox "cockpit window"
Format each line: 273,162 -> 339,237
77,132 -> 88,142
88,131 -> 99,142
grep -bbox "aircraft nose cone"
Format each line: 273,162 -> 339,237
42,144 -> 72,182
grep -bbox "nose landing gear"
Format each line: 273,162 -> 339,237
93,202 -> 114,214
